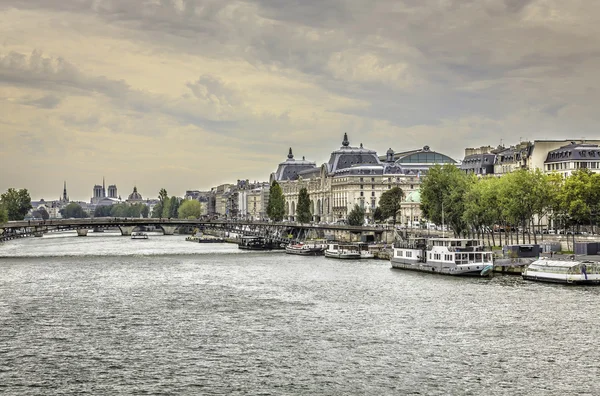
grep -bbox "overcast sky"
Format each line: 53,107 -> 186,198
1,0 -> 598,201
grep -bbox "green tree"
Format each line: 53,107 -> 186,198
378,186 -> 404,225
561,169 -> 600,231
0,203 -> 8,224
141,204 -> 150,218
178,200 -> 203,219
373,206 -> 385,223
266,181 -> 285,221
347,204 -> 366,226
420,165 -> 470,237
32,207 -> 50,220
60,202 -> 88,218
0,188 -> 33,221
94,205 -> 113,217
296,187 -> 312,223
152,188 -> 169,218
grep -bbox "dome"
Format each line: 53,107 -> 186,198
127,186 -> 143,201
405,190 -> 421,203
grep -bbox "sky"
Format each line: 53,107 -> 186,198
1,0 -> 599,201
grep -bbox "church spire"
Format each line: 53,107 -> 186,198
62,181 -> 68,202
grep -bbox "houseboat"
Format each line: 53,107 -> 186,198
522,259 -> 600,285
285,241 -> 326,256
238,236 -> 282,251
324,243 -> 362,259
391,237 -> 493,276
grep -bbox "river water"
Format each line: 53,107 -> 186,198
1,232 -> 599,395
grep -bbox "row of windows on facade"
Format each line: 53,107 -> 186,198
546,161 -> 600,171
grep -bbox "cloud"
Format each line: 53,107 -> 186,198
1,0 -> 600,200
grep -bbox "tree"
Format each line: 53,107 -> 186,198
0,204 -> 8,224
60,202 -> 88,218
561,169 -> 600,231
94,205 -> 113,217
0,188 -> 33,221
379,186 -> 404,225
347,204 -> 366,226
178,200 -> 203,219
32,207 -> 50,220
420,165 -> 470,237
141,204 -> 150,218
296,187 -> 312,223
152,188 -> 169,218
266,181 -> 285,221
373,207 -> 385,223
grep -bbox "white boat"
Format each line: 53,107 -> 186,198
522,259 -> 600,285
285,241 -> 326,256
131,232 -> 149,240
357,242 -> 374,259
391,237 -> 493,276
324,243 -> 362,259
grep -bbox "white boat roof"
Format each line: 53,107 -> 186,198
529,259 -> 599,269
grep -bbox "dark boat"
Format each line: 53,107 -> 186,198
238,236 -> 282,251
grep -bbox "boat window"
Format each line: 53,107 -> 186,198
475,253 -> 482,261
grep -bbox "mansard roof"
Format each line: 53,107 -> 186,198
273,148 -> 317,181
545,143 -> 600,163
327,134 -> 381,173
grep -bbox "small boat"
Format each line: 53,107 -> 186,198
131,232 -> 149,240
238,236 -> 281,250
324,243 -> 362,259
522,259 -> 600,285
390,237 -> 494,276
285,241 -> 326,256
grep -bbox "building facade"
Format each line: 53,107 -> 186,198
270,134 -> 457,223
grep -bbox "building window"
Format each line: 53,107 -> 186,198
360,192 -> 364,197
371,185 -> 375,189
360,185 -> 363,189
371,192 -> 375,197
371,178 -> 375,182
360,178 -> 363,182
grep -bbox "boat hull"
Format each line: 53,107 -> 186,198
522,273 -> 600,285
324,251 -> 361,259
285,247 -> 324,256
391,258 -> 490,277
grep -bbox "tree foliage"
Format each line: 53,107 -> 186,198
560,169 -> 600,228
266,181 -> 285,221
152,188 -> 169,218
378,186 -> 404,224
0,204 -> 8,224
0,188 -> 33,221
420,165 -> 470,236
296,187 -> 312,223
347,204 -> 366,226
95,203 -> 149,218
178,200 -> 203,219
60,202 -> 88,218
32,207 -> 50,220
373,206 -> 385,223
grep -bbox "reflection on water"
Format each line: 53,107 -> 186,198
1,232 -> 599,395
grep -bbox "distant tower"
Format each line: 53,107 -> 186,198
60,181 -> 69,203
108,184 -> 118,199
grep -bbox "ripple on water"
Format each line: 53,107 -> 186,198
1,235 -> 600,395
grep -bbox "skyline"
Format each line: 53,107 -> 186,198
2,1 -> 599,201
